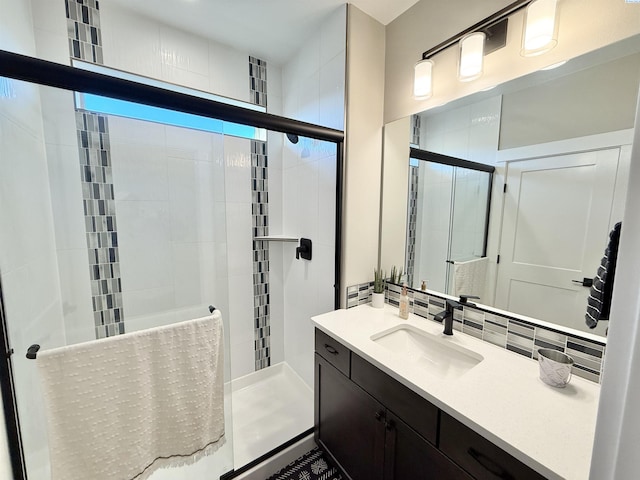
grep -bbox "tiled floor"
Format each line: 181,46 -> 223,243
266,447 -> 342,480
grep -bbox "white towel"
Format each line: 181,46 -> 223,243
453,257 -> 488,300
36,312 -> 225,480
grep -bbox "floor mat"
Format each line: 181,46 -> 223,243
266,447 -> 343,480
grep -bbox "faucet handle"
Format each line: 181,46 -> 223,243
459,295 -> 480,305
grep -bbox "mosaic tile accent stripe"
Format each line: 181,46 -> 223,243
249,56 -> 267,108
346,282 -> 374,309
346,281 -> 607,384
405,165 -> 418,287
252,140 -> 271,370
249,56 -> 269,370
76,111 -> 125,339
411,114 -> 421,146
65,0 -> 103,63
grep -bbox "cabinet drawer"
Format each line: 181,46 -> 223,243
315,329 -> 350,377
440,412 -> 546,480
351,353 -> 438,445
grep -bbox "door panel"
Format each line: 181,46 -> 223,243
495,149 -> 620,333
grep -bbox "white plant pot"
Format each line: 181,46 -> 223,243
371,292 -> 385,309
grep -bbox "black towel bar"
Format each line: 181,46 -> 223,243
26,306 -> 217,359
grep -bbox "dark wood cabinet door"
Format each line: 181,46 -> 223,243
384,412 -> 473,480
315,353 -> 385,480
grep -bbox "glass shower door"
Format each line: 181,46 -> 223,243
0,78 -> 235,479
227,131 -> 338,468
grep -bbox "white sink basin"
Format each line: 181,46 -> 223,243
371,325 -> 483,380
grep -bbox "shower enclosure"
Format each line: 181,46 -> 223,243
0,52 -> 342,479
406,149 -> 493,294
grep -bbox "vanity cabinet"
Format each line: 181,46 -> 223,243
314,328 -> 546,480
315,354 -> 385,480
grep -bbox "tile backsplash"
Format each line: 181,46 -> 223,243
347,281 -> 606,384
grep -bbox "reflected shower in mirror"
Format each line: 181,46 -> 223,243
406,150 -> 493,302
391,34 -> 640,338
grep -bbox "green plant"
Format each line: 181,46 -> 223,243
374,268 -> 385,294
390,266 -> 404,284
390,266 -> 397,284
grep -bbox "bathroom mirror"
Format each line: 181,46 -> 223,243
385,34 -> 640,338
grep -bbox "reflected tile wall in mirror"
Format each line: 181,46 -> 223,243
346,281 -> 605,384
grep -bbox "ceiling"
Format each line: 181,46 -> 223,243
111,0 -> 420,65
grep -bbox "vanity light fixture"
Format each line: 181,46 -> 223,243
522,0 -> 559,56
458,32 -> 486,82
413,0 -> 560,99
414,59 -> 434,99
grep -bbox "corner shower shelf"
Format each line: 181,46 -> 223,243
254,235 -> 299,242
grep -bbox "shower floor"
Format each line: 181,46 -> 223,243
232,362 -> 314,469
148,362 -> 312,479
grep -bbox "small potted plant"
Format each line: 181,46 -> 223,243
390,266 -> 403,285
372,268 -> 385,308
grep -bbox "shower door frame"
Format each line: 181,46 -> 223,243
0,48 -> 345,480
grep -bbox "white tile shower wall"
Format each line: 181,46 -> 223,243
267,131 -> 285,366
223,135 -> 256,379
36,85 -> 95,345
108,116 -> 230,342
449,169 -> 490,264
100,2 -> 250,102
30,0 -> 71,65
0,0 -> 38,56
422,96 -> 501,166
281,6 -> 346,130
414,161 -> 453,293
281,140 -> 337,387
275,8 -> 344,386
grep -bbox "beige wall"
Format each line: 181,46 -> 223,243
341,5 -> 386,305
384,0 -> 516,124
500,52 -> 640,149
384,0 -> 640,124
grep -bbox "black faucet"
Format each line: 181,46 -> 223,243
434,299 -> 461,335
434,295 -> 479,335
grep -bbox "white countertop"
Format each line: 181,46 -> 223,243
311,304 -> 600,480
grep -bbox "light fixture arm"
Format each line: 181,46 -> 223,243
420,0 -> 534,60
